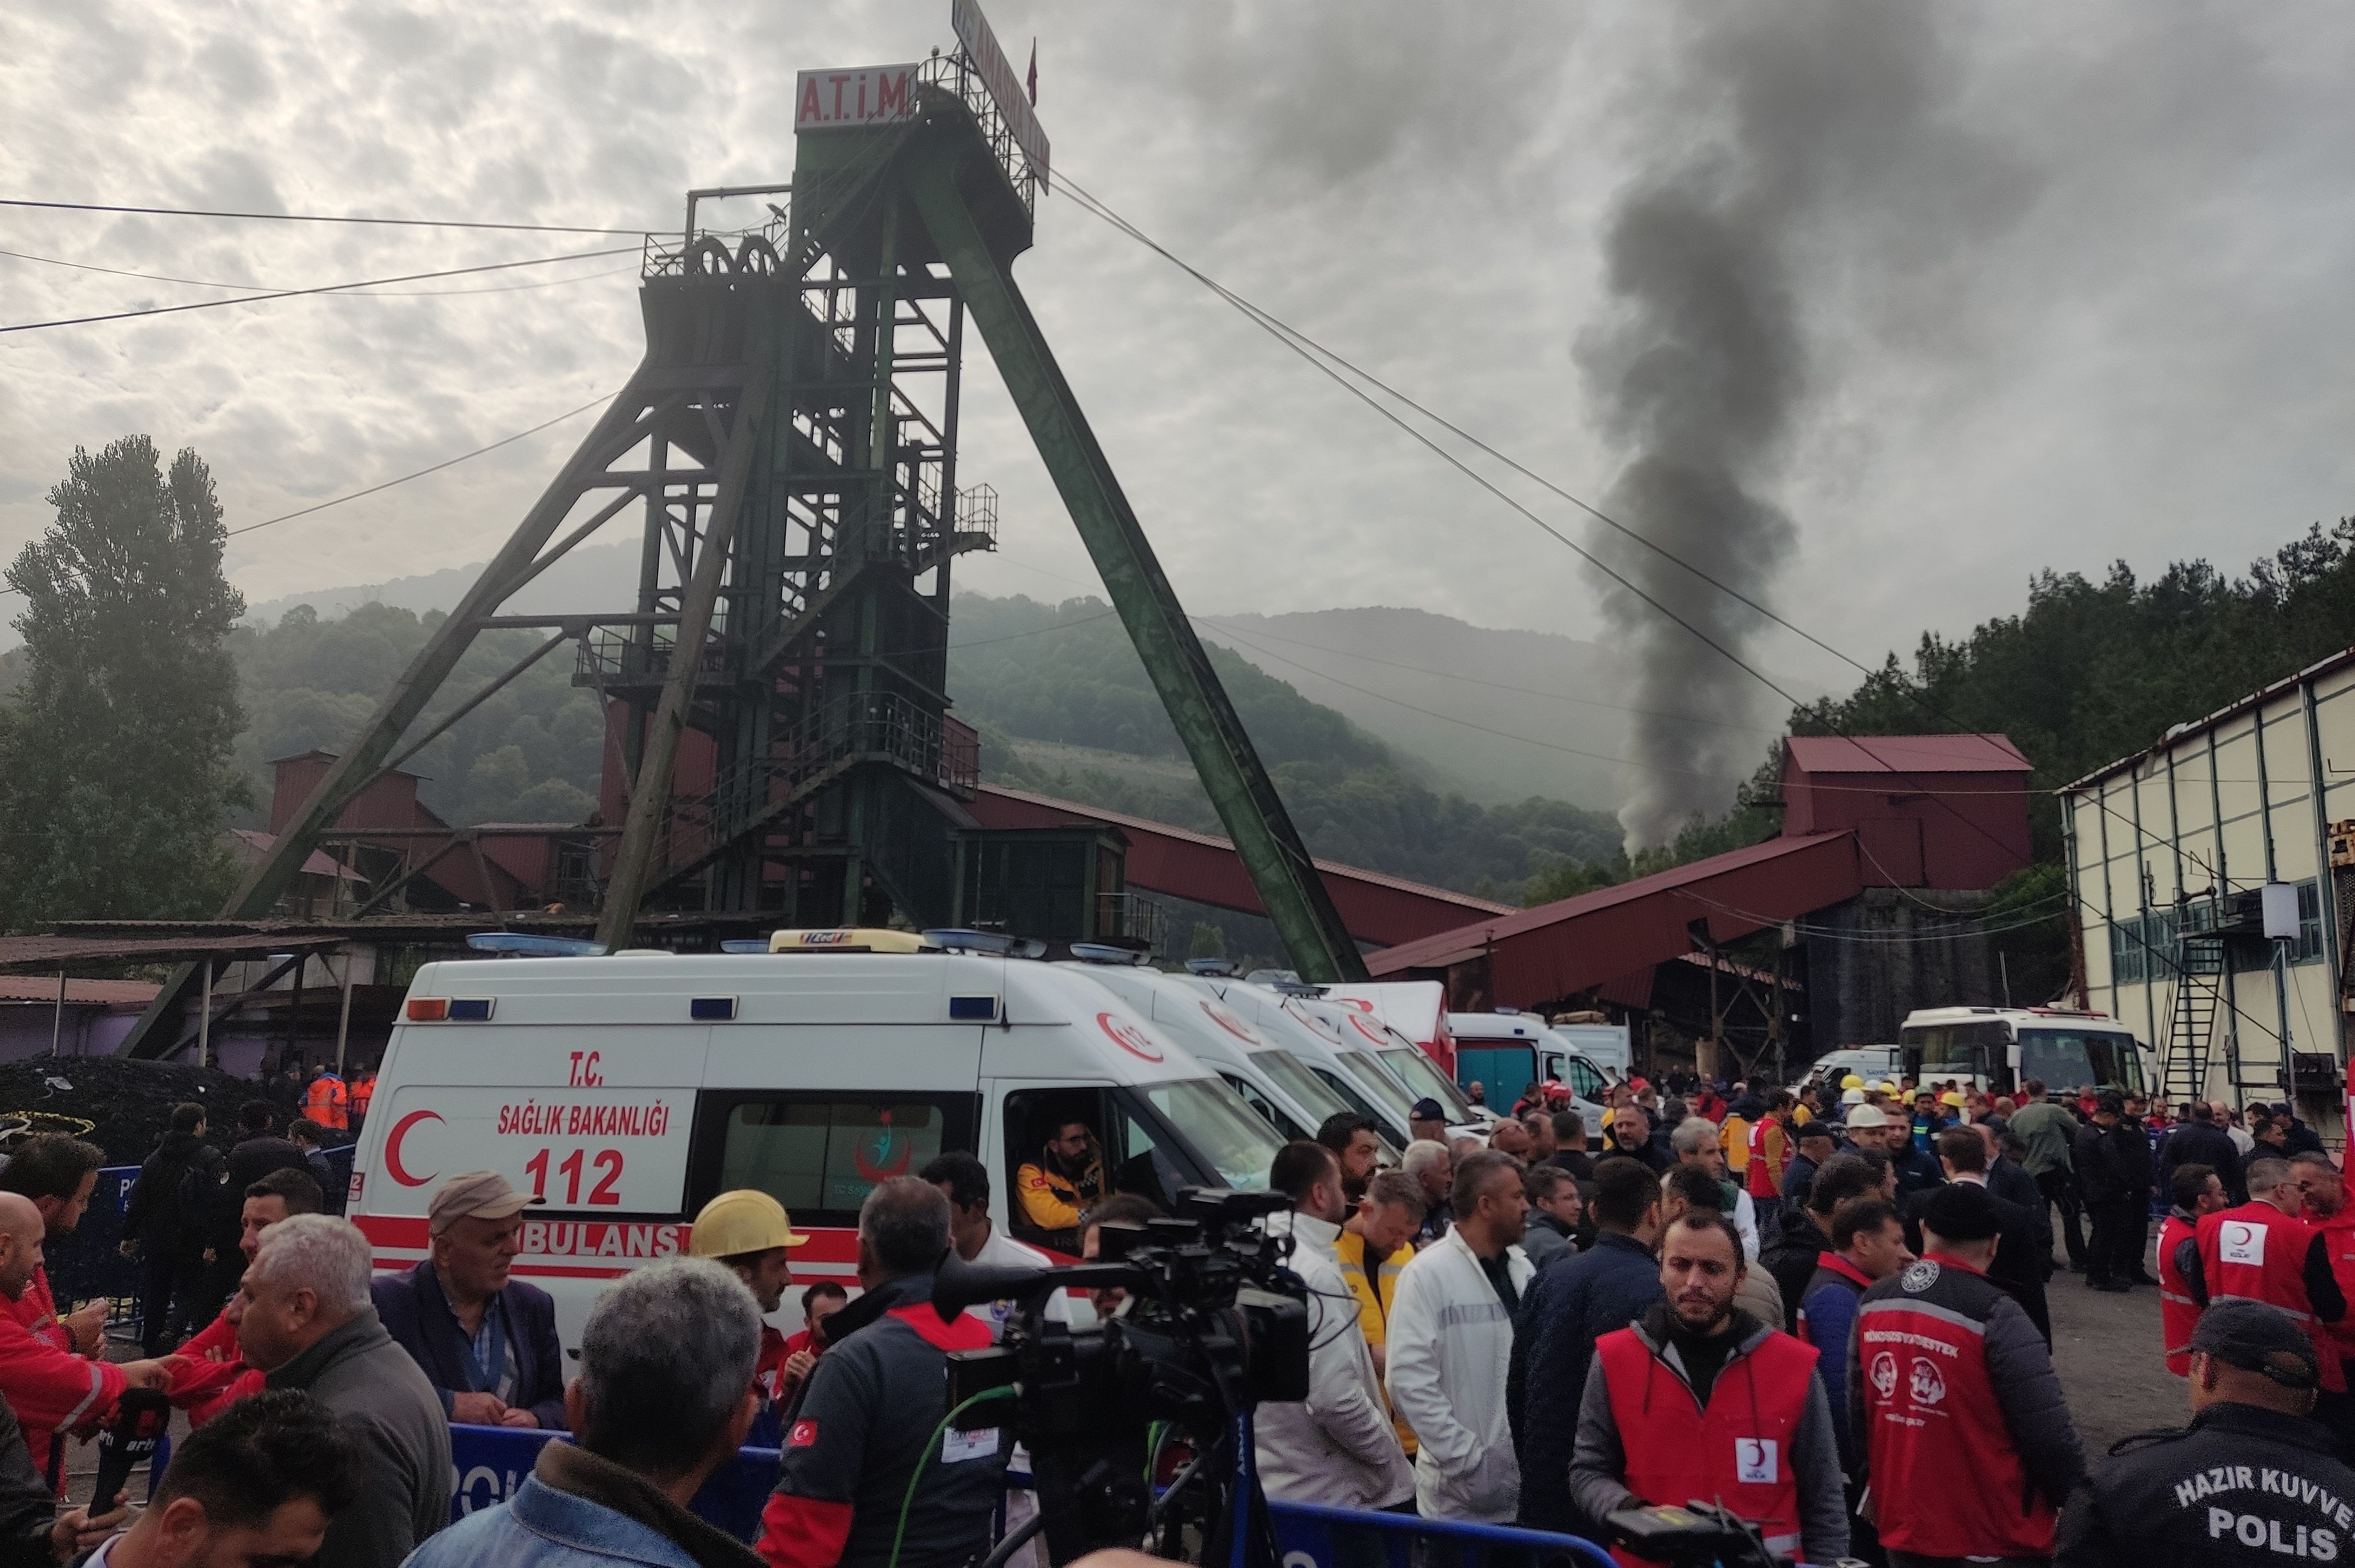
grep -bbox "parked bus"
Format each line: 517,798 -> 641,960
1896,1006 -> 2151,1098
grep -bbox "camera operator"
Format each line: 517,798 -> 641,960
1255,1143 -> 1414,1516
757,1179 -> 1003,1568
1387,1150 -> 1533,1521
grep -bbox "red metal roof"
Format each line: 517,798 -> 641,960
1783,734 -> 2031,775
967,785 -> 1512,948
1365,830 -> 1866,1005
227,829 -> 365,881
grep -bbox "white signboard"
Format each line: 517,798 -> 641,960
375,1085 -> 690,1214
951,0 -> 1050,183
795,64 -> 923,131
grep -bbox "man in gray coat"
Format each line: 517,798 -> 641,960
238,1214 -> 453,1568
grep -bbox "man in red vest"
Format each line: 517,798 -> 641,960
2291,1149 -> 2355,1445
2158,1162 -> 2227,1377
1852,1182 -> 2086,1564
2190,1155 -> 2346,1395
1567,1210 -> 1849,1567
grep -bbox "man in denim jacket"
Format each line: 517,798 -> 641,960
407,1259 -> 765,1568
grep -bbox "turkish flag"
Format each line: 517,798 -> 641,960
1026,39 -> 1037,105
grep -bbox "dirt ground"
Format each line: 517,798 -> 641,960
2046,1226 -> 2187,1457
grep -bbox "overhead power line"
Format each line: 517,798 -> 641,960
0,244 -> 640,335
0,197 -> 649,236
225,392 -> 619,538
0,246 -> 635,298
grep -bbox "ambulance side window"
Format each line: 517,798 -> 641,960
1563,1058 -> 1604,1101
1218,1074 -> 1304,1141
690,1091 -> 978,1227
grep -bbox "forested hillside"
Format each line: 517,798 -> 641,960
213,592 -> 1625,900
228,604 -> 601,827
948,594 -> 1626,897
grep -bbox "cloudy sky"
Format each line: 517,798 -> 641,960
6,1 -> 2355,828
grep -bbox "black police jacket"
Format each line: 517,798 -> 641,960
2054,1400 -> 2355,1567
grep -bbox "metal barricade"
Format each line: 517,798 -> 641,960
1269,1500 -> 1617,1568
446,1423 -> 780,1542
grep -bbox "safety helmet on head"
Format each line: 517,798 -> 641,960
1840,1074 -> 1864,1090
1840,1087 -> 1866,1106
1940,1090 -> 1966,1109
689,1189 -> 808,1258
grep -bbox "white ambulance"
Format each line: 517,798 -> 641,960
350,930 -> 1285,1349
1049,957 -> 1375,1151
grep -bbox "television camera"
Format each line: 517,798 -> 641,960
931,1187 -> 1311,1568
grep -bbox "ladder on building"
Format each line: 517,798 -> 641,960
2161,936 -> 2227,1105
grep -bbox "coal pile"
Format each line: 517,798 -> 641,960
0,1058 -> 286,1166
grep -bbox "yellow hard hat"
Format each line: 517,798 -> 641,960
1941,1091 -> 1966,1108
689,1189 -> 807,1257
1840,1074 -> 1864,1090
1878,1081 -> 1899,1093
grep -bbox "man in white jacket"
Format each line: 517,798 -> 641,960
1256,1142 -> 1415,1512
1386,1150 -> 1535,1521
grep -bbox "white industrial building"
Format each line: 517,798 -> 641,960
2062,649 -> 2353,1132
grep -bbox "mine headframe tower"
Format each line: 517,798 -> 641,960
120,27 -> 1363,1059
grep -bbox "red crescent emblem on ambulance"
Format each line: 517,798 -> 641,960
1348,1015 -> 1390,1048
1198,1002 -> 1259,1045
1097,1012 -> 1163,1062
384,1110 -> 444,1188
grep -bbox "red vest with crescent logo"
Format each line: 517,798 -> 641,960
1857,1253 -> 2055,1559
2309,1206 -> 2355,1368
1595,1323 -> 1817,1567
2196,1201 -> 2343,1392
2155,1212 -> 2201,1377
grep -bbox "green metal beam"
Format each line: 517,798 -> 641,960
117,380 -> 664,1058
905,145 -> 1366,983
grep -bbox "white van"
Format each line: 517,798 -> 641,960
350,931 -> 1285,1348
1051,958 -> 1371,1149
1445,1012 -> 1609,1140
1176,977 -> 1444,1149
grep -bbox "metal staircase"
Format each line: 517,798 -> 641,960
2161,935 -> 2227,1105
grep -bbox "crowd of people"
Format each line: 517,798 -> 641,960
0,1066 -> 2340,1568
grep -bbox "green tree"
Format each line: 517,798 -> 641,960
0,438 -> 248,929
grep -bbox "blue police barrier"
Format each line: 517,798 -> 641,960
1268,1500 -> 1617,1568
446,1423 -> 781,1542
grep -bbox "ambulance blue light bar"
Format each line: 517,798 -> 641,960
466,933 -> 607,957
409,997 -> 496,1022
691,996 -> 738,1021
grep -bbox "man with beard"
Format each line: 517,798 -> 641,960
1014,1118 -> 1105,1251
1599,1108 -> 1668,1173
1568,1211 -> 1849,1567
1316,1115 -> 1384,1207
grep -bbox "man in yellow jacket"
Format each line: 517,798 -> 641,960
1014,1119 -> 1104,1246
1335,1170 -> 1427,1457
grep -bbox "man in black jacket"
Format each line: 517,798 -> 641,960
372,1172 -> 566,1430
2076,1093 -> 2144,1292
1907,1128 -> 2054,1344
120,1102 -> 225,1355
204,1101 -> 313,1317
1507,1161 -> 1665,1535
2055,1300 -> 2355,1566
2160,1103 -> 2245,1205
1759,1153 -> 1881,1332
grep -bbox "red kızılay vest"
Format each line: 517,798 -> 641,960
2156,1212 -> 2201,1377
1746,1117 -> 1787,1199
1856,1253 -> 2055,1560
2308,1206 -> 2355,1370
2196,1201 -> 2344,1393
1595,1323 -> 1818,1567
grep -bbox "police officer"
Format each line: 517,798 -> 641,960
2055,1299 -> 2355,1566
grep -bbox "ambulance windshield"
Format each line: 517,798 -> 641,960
1137,1079 -> 1282,1192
